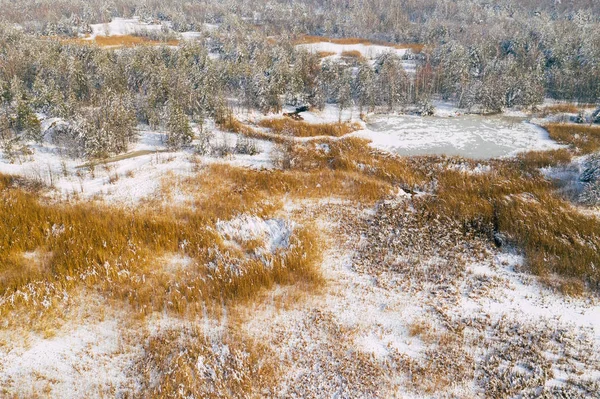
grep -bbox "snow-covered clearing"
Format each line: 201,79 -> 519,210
89,17 -> 218,40
297,41 -> 408,60
89,17 -> 165,39
0,121 -> 274,205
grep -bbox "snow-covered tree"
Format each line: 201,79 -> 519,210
166,102 -> 193,150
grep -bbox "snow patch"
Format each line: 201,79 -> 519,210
89,17 -> 165,38
297,41 -> 407,60
216,215 -> 294,253
0,319 -> 136,398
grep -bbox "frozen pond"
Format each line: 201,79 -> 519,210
354,114 -> 562,159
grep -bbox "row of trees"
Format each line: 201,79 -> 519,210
1,0 -> 599,158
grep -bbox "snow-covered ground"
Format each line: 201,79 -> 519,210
88,17 -> 218,41
1,105 -> 597,397
242,198 -> 600,397
296,41 -> 408,60
0,120 -> 274,205
89,17 -> 165,38
217,214 -> 294,254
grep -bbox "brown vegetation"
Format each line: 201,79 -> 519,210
428,163 -> 600,288
544,123 -> 600,154
134,326 -> 276,398
316,51 -> 336,58
538,103 -> 597,117
0,169 -> 323,318
341,50 -> 365,59
54,34 -> 179,48
516,148 -> 573,168
258,118 -> 361,137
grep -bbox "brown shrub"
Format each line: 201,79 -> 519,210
316,51 -> 336,58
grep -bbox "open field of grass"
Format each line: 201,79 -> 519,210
258,118 -> 361,138
544,123 -> 600,154
428,163 -> 600,291
49,34 -> 179,48
0,167 -> 324,320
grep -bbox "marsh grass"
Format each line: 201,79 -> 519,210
544,123 -> 600,154
538,103 -> 597,117
427,164 -> 600,288
133,326 -> 277,398
340,50 -> 365,59
516,148 -> 573,168
217,113 -> 288,143
316,51 -> 336,58
56,34 -> 179,48
0,170 -> 323,318
258,118 -> 361,138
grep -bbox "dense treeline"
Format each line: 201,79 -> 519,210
1,0 -> 599,105
0,0 -> 599,158
0,24 -> 430,158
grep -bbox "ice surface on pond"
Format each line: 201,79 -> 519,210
354,114 -> 563,159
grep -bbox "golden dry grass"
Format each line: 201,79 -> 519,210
286,137 -> 424,188
258,118 -> 361,138
316,51 -> 336,58
427,164 -> 600,287
341,50 -> 365,59
541,104 -> 579,115
0,168 -> 323,318
544,123 -> 600,154
516,148 -> 573,168
217,113 -> 289,143
538,103 -> 597,117
52,34 -> 179,48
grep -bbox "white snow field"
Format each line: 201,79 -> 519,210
296,41 -> 408,60
89,17 -> 165,38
